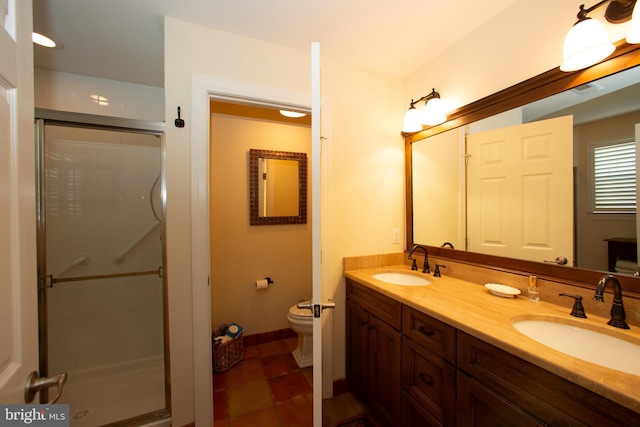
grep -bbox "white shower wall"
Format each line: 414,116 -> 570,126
35,68 -> 164,122
45,125 -> 164,375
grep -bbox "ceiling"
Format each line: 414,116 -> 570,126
32,0 -> 519,88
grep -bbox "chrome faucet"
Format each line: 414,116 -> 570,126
593,274 -> 630,329
408,244 -> 430,274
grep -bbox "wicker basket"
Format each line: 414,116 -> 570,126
212,333 -> 243,373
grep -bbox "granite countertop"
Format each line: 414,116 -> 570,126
344,265 -> 640,414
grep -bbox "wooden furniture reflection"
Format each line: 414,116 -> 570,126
604,238 -> 637,273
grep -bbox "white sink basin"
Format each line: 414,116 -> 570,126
512,316 -> 640,376
372,272 -> 430,286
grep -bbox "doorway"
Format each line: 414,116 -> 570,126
190,74 -> 333,425
35,112 -> 170,426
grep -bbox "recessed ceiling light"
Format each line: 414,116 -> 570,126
279,110 -> 306,118
32,32 -> 56,48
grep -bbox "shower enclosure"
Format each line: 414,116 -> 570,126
35,110 -> 169,426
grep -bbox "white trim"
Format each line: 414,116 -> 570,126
191,73 -> 214,427
311,42 -> 322,427
197,75 -> 312,111
320,99 -> 334,399
190,73 -> 333,426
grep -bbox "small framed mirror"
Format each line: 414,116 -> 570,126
249,149 -> 307,225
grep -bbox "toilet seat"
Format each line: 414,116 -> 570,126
288,304 -> 312,320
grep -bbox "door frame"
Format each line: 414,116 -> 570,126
190,74 -> 333,425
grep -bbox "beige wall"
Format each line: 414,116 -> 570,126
575,111 -> 640,271
210,113 -> 312,334
164,0 -> 639,423
164,17 -> 404,425
404,0 -> 634,114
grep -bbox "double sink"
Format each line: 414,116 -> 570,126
371,270 -> 640,376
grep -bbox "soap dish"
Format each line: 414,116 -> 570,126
485,283 -> 521,298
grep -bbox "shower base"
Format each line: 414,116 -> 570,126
58,356 -> 166,427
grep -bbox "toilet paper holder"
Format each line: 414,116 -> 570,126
255,277 -> 274,290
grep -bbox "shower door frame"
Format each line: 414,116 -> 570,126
35,108 -> 170,424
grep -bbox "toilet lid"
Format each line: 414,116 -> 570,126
289,305 -> 312,318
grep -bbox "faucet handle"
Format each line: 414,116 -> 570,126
409,258 -> 418,271
559,293 -> 587,318
433,264 -> 446,277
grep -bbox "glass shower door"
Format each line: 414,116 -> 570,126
37,118 -> 169,426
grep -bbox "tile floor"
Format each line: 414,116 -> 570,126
213,336 -> 374,427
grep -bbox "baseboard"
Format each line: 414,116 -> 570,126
243,327 -> 297,347
333,377 -> 351,396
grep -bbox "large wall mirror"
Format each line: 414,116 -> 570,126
406,42 -> 640,293
249,149 -> 307,225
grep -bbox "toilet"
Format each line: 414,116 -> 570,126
287,304 -> 313,368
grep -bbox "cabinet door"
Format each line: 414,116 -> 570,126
368,315 -> 402,426
457,371 -> 544,427
346,300 -> 369,397
402,392 -> 442,427
403,337 -> 455,426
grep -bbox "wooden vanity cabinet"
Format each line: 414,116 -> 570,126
346,279 -> 402,426
457,331 -> 640,427
345,279 -> 640,426
402,306 -> 456,426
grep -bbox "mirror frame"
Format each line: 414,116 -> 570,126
249,148 -> 308,225
404,41 -> 640,294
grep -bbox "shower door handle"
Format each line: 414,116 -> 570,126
24,371 -> 68,404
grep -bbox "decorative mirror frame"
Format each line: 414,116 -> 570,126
249,149 -> 308,225
404,41 -> 640,294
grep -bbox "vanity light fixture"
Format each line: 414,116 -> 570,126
402,88 -> 447,133
560,0 -> 638,72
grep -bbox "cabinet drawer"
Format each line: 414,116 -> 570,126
402,305 -> 455,362
457,371 -> 544,427
346,279 -> 401,330
458,332 -> 640,427
402,337 -> 455,426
